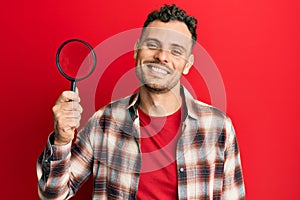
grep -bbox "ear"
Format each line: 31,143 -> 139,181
133,40 -> 140,60
183,54 -> 194,75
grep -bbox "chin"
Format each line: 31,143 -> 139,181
144,84 -> 172,94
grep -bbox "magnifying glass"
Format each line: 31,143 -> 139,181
56,39 -> 97,91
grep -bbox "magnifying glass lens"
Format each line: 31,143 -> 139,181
58,41 -> 94,79
56,39 -> 97,91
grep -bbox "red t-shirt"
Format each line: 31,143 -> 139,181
137,107 -> 182,200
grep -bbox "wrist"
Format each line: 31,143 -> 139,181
53,133 -> 72,146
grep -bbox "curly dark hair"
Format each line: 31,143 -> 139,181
143,4 -> 198,46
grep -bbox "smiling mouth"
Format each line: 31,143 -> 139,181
147,64 -> 170,75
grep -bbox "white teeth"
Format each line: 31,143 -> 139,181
151,66 -> 168,74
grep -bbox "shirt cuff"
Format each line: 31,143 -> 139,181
51,142 -> 72,161
44,132 -> 72,161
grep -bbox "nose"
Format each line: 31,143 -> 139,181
154,48 -> 170,63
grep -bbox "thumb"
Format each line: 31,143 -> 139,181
75,87 -> 79,95
74,87 -> 80,102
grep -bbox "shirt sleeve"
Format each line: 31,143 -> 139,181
37,121 -> 95,199
221,117 -> 246,200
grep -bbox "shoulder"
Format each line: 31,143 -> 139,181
183,88 -> 234,136
192,99 -> 232,127
194,98 -> 226,116
188,99 -> 237,150
184,90 -> 228,123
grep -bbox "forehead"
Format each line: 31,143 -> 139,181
141,20 -> 193,46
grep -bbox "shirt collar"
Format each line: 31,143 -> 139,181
126,85 -> 199,121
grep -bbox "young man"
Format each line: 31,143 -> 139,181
37,4 -> 245,199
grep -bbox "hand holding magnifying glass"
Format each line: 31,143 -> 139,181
52,39 -> 97,145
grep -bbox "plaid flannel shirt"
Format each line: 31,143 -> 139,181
37,86 -> 245,199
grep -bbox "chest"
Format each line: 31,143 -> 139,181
91,121 -> 226,199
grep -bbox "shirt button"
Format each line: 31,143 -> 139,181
179,167 -> 184,172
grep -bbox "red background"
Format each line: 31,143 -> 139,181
1,0 -> 300,199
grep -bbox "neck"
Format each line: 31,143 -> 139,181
138,84 -> 182,117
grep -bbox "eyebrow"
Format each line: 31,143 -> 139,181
143,38 -> 160,44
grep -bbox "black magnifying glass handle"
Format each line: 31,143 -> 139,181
71,81 -> 76,92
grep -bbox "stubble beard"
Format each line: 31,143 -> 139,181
135,63 -> 181,94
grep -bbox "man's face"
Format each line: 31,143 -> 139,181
135,20 -> 194,93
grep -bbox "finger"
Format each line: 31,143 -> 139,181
55,109 -> 81,122
57,118 -> 80,132
52,103 -> 82,116
58,91 -> 81,103
60,110 -> 82,119
63,119 -> 80,130
62,119 -> 80,129
60,102 -> 83,112
61,127 -> 76,134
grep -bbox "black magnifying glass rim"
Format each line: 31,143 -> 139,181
56,38 -> 97,82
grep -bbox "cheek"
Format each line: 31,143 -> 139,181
174,59 -> 188,72
137,49 -> 150,59
137,49 -> 157,62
